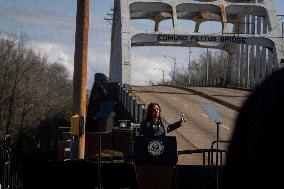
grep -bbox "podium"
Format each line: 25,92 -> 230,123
134,136 -> 178,189
134,136 -> 178,165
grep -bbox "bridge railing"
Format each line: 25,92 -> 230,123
116,84 -> 146,124
188,76 -> 267,89
189,78 -> 222,87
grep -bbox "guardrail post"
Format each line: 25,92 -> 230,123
134,99 -> 139,123
127,92 -> 132,116
137,104 -> 141,123
117,84 -> 121,103
138,104 -> 145,123
142,107 -> 146,120
120,87 -> 124,104
123,88 -> 127,107
131,96 -> 135,119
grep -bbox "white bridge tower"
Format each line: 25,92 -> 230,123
109,0 -> 284,88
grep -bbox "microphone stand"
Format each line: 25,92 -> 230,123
94,100 -> 116,189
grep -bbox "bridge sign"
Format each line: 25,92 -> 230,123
157,34 -> 247,44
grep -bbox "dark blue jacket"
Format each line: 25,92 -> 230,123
139,118 -> 182,138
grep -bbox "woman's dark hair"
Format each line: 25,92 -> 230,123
146,103 -> 161,121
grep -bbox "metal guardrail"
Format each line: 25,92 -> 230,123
189,77 -> 260,89
189,78 -> 222,87
117,84 -> 146,124
178,149 -> 227,166
211,140 -> 231,150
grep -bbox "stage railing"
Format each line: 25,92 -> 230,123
178,149 -> 227,166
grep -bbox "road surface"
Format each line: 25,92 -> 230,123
131,86 -> 243,165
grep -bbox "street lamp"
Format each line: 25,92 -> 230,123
277,15 -> 284,38
206,48 -> 209,82
188,47 -> 192,86
163,55 -> 177,85
153,67 -> 165,84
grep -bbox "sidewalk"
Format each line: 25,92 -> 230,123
172,86 -> 252,111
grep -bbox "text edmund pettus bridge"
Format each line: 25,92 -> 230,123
157,34 -> 247,44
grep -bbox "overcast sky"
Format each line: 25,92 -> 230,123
0,0 -> 283,88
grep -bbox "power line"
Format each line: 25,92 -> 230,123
104,8 -> 113,25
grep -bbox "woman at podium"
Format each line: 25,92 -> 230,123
139,102 -> 186,138
136,102 -> 186,189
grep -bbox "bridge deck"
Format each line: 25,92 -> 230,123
131,85 -> 251,165
186,87 -> 251,110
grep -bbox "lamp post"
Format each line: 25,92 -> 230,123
188,47 -> 192,86
206,48 -> 209,82
277,15 -> 284,38
163,55 -> 176,85
153,67 -> 165,84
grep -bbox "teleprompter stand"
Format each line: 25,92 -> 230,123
202,103 -> 223,189
94,101 -> 116,189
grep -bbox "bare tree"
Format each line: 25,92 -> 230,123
172,49 -> 228,86
0,33 -> 72,160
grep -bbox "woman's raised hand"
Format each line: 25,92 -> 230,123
180,113 -> 186,123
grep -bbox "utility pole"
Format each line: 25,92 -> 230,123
72,0 -> 89,159
173,59 -> 176,85
206,48 -> 209,82
246,48 -> 250,88
104,9 -> 113,25
153,67 -> 165,84
277,15 -> 284,38
162,70 -> 165,84
163,55 -> 176,85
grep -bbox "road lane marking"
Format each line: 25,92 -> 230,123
201,113 -> 208,118
172,97 -> 178,101
184,104 -> 191,108
201,113 -> 230,130
221,124 -> 230,130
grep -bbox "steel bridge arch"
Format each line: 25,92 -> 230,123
109,0 -> 284,88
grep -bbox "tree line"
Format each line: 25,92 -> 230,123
0,33 -> 73,160
159,50 -> 229,86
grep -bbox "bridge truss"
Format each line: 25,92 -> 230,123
109,0 -> 284,88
